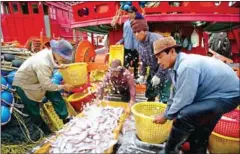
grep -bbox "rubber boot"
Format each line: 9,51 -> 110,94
189,128 -> 209,154
38,121 -> 52,135
147,97 -> 155,102
158,126 -> 192,154
63,116 -> 73,124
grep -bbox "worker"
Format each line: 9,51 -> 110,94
116,6 -> 142,79
13,39 -> 74,133
96,59 -> 136,110
152,36 -> 240,154
130,18 -> 171,102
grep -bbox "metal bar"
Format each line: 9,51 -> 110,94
145,14 -> 240,23
71,14 -> 240,28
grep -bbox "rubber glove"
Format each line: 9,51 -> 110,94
137,75 -> 145,84
151,75 -> 160,87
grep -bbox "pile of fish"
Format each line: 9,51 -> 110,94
48,104 -> 124,153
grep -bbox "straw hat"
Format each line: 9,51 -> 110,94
153,36 -> 181,56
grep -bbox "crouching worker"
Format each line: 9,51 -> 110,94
13,39 -> 75,133
97,59 -> 136,113
152,36 -> 240,154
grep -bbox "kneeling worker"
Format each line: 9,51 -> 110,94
13,39 -> 74,133
97,59 -> 136,109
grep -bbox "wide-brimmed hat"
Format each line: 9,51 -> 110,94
153,36 -> 181,56
50,39 -> 73,60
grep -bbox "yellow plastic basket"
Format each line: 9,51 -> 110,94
208,132 -> 240,154
109,45 -> 124,66
131,102 -> 173,144
90,69 -> 106,82
59,62 -> 88,87
41,98 -> 77,132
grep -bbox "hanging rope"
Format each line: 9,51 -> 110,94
111,6 -> 122,29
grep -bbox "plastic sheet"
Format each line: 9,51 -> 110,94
117,131 -> 164,154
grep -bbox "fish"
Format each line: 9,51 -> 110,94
49,104 -> 125,153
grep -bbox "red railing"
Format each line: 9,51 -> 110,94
72,2 -> 239,23
72,2 -> 119,22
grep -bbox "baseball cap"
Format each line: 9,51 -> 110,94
127,6 -> 138,13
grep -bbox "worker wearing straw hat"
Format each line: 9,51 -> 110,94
130,17 -> 171,103
152,36 -> 240,154
13,39 -> 74,133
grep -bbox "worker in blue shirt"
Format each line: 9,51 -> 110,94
117,6 -> 142,79
152,36 -> 240,154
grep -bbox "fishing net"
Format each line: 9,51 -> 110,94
1,108 -> 46,154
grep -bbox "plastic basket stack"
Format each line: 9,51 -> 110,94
208,109 -> 240,154
131,102 -> 172,144
40,99 -> 77,132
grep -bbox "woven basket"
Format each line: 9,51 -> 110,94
208,132 -> 240,154
59,63 -> 88,87
213,109 -> 240,138
131,102 -> 172,144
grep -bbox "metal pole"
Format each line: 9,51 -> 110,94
73,28 -> 76,42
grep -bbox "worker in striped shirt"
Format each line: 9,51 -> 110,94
130,18 -> 171,103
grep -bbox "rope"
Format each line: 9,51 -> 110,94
1,84 -> 16,92
1,143 -> 40,154
1,109 -> 46,154
13,103 -> 24,109
13,107 -> 29,117
13,110 -> 44,144
111,7 -> 122,29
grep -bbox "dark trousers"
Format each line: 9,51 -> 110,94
14,86 -> 68,132
145,74 -> 159,101
120,90 -> 130,102
111,89 -> 131,102
159,79 -> 172,103
173,96 -> 240,151
124,48 -> 139,79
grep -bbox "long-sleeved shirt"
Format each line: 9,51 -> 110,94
136,32 -> 170,80
164,52 -> 240,120
118,19 -> 136,50
97,68 -> 136,101
13,48 -> 63,102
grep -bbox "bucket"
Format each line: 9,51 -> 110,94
68,90 -> 96,112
